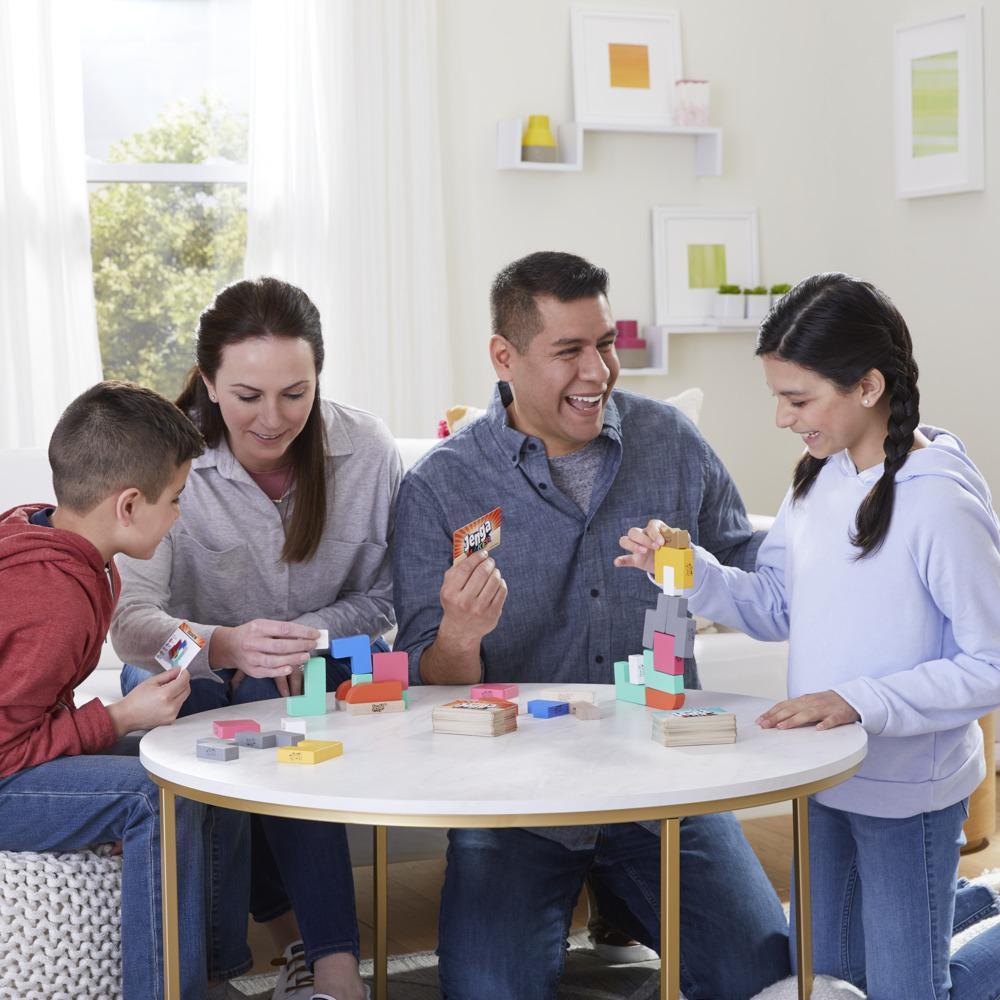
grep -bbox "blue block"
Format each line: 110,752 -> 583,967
527,699 -> 570,719
332,634 -> 372,676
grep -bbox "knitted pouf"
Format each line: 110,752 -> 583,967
0,847 -> 122,1000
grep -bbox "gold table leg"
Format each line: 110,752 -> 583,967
792,796 -> 813,1000
159,786 -> 181,1000
660,817 -> 681,1000
373,825 -> 388,1000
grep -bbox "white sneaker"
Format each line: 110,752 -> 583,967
271,940 -> 313,999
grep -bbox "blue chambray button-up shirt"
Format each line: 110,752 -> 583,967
392,384 -> 762,848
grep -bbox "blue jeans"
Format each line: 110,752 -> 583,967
792,797 -> 1000,1000
122,648 -> 380,975
438,818 -> 790,1000
0,749 -> 208,1000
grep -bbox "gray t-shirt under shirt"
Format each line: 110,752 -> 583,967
548,437 -> 606,515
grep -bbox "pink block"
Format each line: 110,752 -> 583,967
653,632 -> 683,675
372,650 -> 409,690
213,719 -> 260,739
470,683 -> 519,700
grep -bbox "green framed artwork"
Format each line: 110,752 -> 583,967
894,8 -> 984,198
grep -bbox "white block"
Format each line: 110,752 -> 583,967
315,628 -> 329,652
540,688 -> 599,705
280,716 -> 324,734
628,654 -> 645,685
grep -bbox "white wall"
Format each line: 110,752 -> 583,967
437,0 -> 998,515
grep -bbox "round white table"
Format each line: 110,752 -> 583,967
140,684 -> 867,1000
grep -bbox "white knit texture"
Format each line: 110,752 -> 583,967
0,848 -> 122,999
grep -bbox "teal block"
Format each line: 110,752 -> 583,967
286,657 -> 327,717
352,673 -> 373,685
643,649 -> 655,672
646,669 -> 684,695
613,661 -> 629,685
614,660 -> 646,705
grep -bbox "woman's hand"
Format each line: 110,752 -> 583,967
614,519 -> 673,574
210,619 -> 320,679
756,691 -> 861,731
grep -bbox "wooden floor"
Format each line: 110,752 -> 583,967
248,777 -> 1000,967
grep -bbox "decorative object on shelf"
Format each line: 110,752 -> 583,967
714,285 -> 745,322
744,286 -> 769,322
496,119 -> 583,171
673,80 -> 710,126
614,319 -> 648,368
652,206 -> 760,326
770,283 -> 792,308
894,7 -> 984,198
521,115 -> 558,163
570,8 -> 682,130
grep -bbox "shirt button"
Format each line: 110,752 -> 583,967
595,655 -> 604,664
527,443 -> 537,451
512,455 -> 517,463
538,482 -> 548,490
590,588 -> 599,597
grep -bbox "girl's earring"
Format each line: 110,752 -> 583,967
863,399 -> 871,407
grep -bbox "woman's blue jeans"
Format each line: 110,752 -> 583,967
791,796 -> 1000,1000
122,646 -> 382,975
0,747 -> 209,999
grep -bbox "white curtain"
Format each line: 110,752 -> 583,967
0,1 -> 102,449
246,0 -> 452,436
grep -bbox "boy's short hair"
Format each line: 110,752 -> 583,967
49,381 -> 205,514
490,251 -> 610,353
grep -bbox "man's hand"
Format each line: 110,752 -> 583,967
756,691 -> 861,732
108,667 -> 191,737
209,619 -> 320,679
439,549 -> 507,644
614,518 -> 673,574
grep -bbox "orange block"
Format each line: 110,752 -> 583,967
335,679 -> 353,702
345,680 -> 404,704
645,688 -> 686,711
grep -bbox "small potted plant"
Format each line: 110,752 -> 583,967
744,286 -> 769,321
770,283 -> 792,308
715,284 -> 744,321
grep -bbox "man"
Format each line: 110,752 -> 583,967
392,252 -> 790,999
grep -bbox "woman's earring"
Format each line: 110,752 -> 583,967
209,394 -> 217,403
863,399 -> 871,407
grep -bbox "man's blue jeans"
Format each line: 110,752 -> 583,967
0,750 -> 208,1000
438,817 -> 791,1000
122,651 -> 369,976
792,797 -> 1000,1000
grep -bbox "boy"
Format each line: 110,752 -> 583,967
0,381 -> 209,999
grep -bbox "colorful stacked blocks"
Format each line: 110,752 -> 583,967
654,546 -> 694,590
332,635 -> 408,714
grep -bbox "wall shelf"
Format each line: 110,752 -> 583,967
496,119 -> 722,177
616,321 -> 760,378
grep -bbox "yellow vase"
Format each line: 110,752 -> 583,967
522,114 -> 558,163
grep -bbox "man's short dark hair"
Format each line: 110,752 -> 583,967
49,381 -> 205,513
491,251 -> 610,353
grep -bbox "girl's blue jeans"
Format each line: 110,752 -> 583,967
0,746 -> 209,1000
791,796 -> 1000,1000
122,644 -> 384,976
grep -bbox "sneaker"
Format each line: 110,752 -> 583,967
271,940 -> 314,999
589,923 -> 658,964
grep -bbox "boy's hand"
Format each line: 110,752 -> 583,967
614,518 -> 672,573
108,667 -> 191,737
210,620 -> 320,679
438,549 -> 507,648
756,691 -> 861,731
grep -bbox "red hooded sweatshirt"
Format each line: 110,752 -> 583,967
0,504 -> 117,777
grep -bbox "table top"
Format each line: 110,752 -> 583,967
140,684 -> 867,827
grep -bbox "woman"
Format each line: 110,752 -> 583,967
112,276 -> 399,1000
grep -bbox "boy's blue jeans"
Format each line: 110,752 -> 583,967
791,797 -> 1000,1000
122,648 -> 375,976
0,750 -> 208,1000
438,817 -> 791,1000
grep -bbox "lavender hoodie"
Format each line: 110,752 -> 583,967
687,426 -> 1000,818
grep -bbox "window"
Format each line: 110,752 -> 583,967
82,0 -> 250,398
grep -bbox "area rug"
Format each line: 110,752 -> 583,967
230,871 -> 1000,999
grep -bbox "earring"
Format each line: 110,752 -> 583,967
209,394 -> 217,403
863,399 -> 871,407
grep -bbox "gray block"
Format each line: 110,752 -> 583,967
644,594 -> 696,656
196,738 -> 239,762
237,730 -> 280,749
273,731 -> 304,747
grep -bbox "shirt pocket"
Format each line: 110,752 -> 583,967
322,539 -> 389,595
172,533 -> 257,623
613,512 -> 683,606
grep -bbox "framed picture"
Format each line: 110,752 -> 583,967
571,7 -> 683,131
651,207 -> 759,326
893,7 -> 984,199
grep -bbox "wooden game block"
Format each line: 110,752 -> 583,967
331,634 -> 372,676
351,673 -> 374,685
273,731 -> 304,747
335,679 -> 353,701
470,683 -> 519,700
645,689 -> 686,711
277,739 -> 343,764
653,632 -> 684,674
280,715 -> 324,734
197,738 -> 239,761
571,701 -> 601,720
613,661 -> 647,706
526,699 -> 570,719
285,657 -> 328,717
236,729 -> 280,749
541,688 -> 598,705
627,653 -> 645,685
372,650 -> 409,689
314,628 -> 329,653
654,546 -> 694,589
346,699 -> 406,716
660,527 -> 691,549
646,669 -> 684,695
213,719 -> 260,739
344,680 -> 403,704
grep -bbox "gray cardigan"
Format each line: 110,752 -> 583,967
110,399 -> 402,680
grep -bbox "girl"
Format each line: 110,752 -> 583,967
617,273 -> 1000,999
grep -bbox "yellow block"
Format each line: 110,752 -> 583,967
277,740 -> 344,765
655,546 -> 694,588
